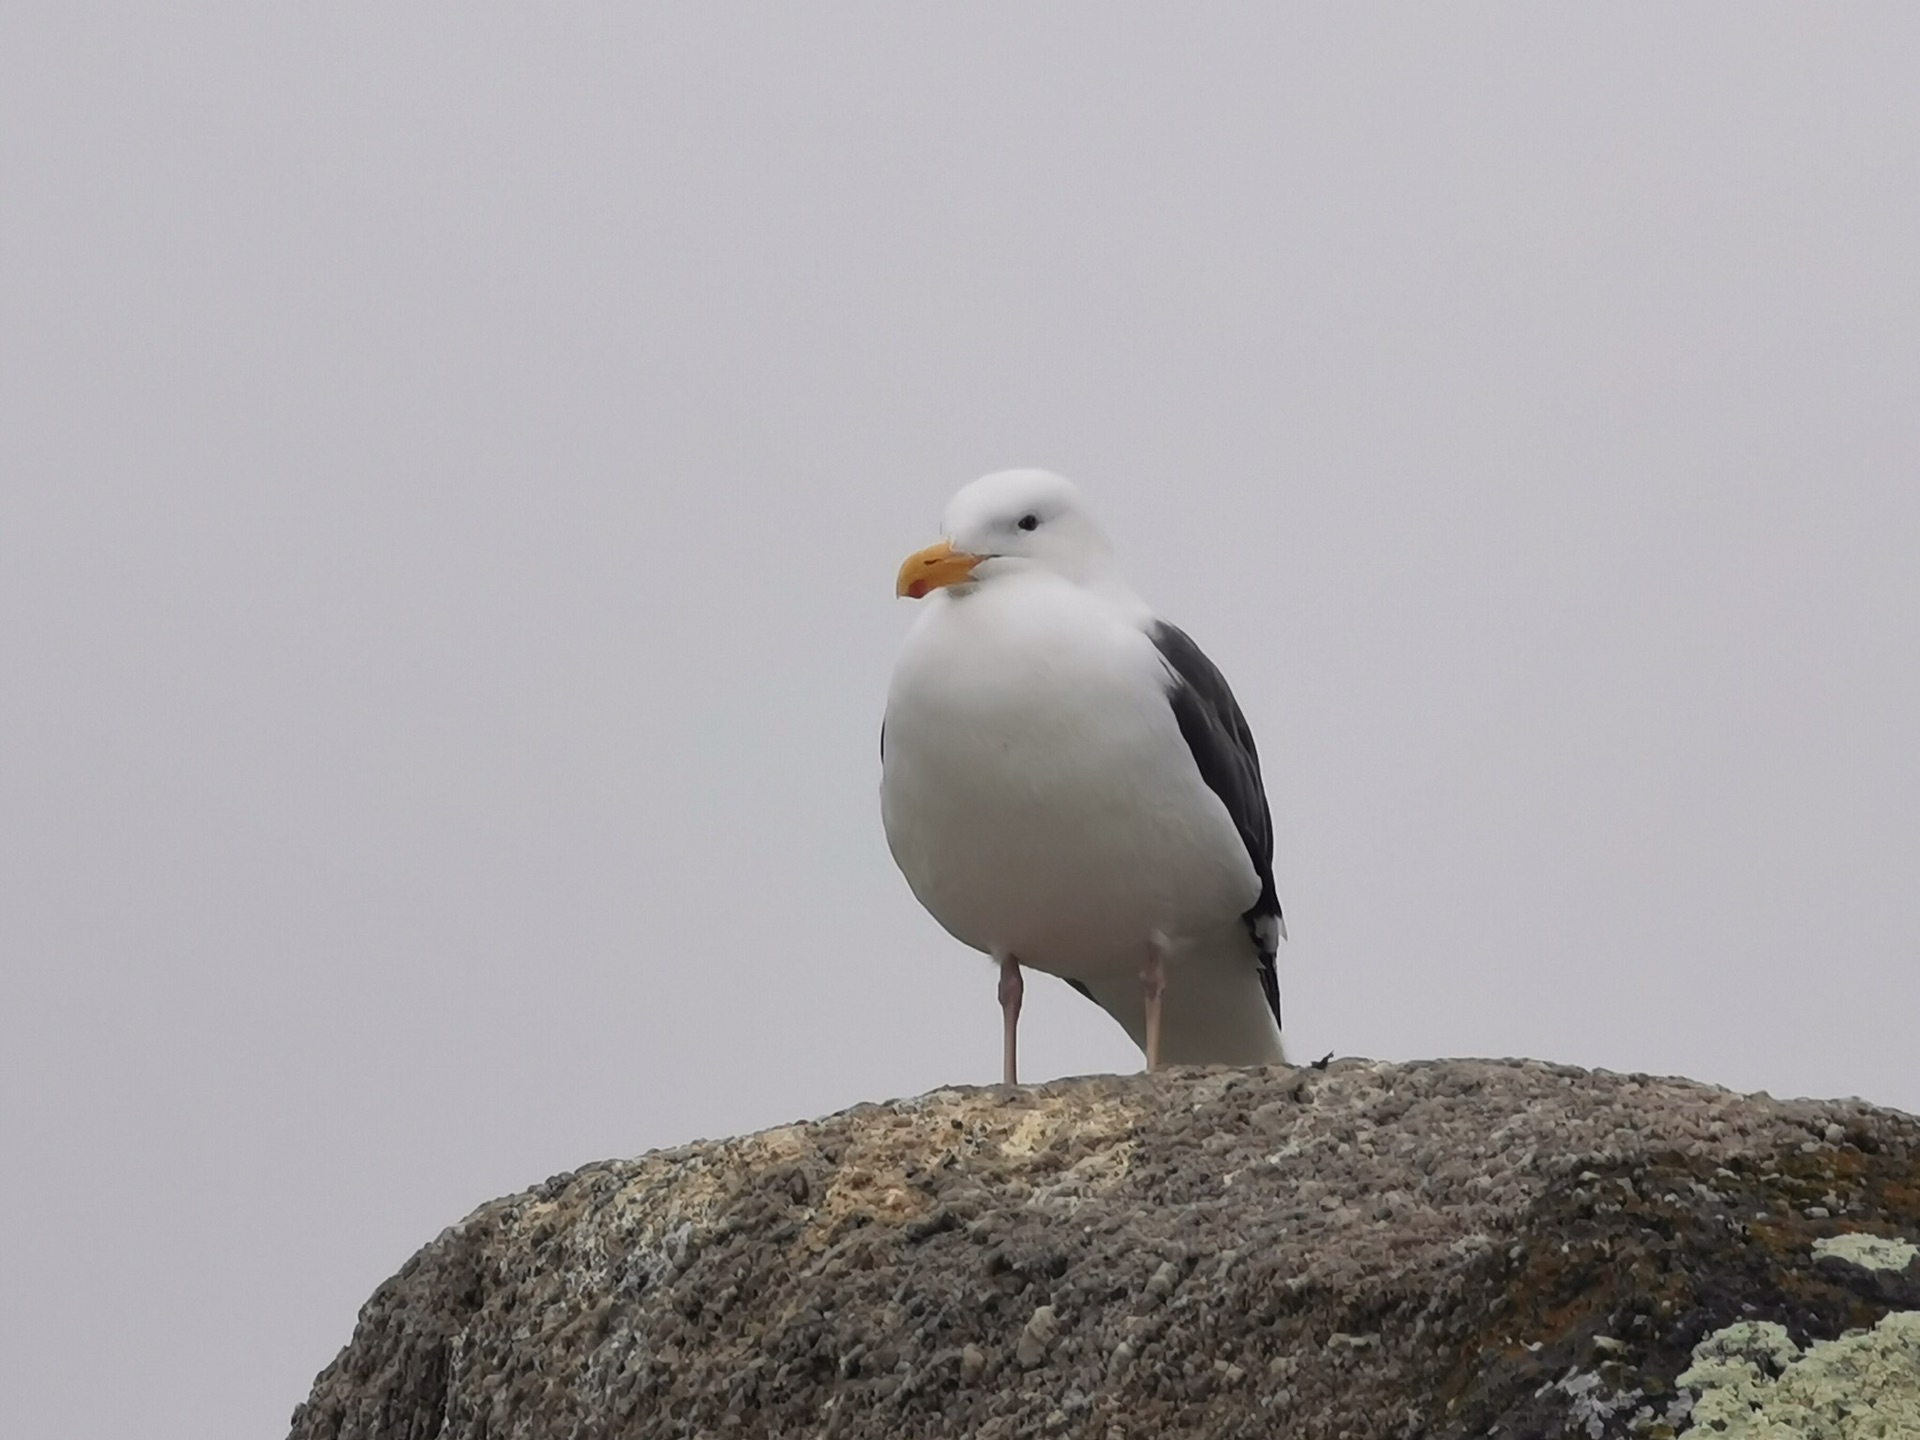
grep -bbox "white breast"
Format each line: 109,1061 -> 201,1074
880,573 -> 1259,983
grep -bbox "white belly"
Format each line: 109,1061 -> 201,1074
880,579 -> 1258,982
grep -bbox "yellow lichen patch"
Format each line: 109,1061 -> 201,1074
742,1125 -> 816,1166
1000,1109 -> 1063,1158
818,1164 -> 927,1228
594,1150 -> 741,1266
808,1107 -> 965,1234
1812,1233 -> 1919,1275
1679,1312 -> 1920,1438
793,1089 -> 1145,1236
998,1094 -> 1137,1161
515,1198 -> 562,1232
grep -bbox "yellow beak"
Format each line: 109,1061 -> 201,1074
896,540 -> 986,599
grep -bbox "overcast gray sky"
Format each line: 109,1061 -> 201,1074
3,8 -> 1917,1438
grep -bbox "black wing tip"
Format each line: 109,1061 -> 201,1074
1249,913 -> 1283,1031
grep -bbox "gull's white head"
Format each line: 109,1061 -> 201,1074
896,469 -> 1120,600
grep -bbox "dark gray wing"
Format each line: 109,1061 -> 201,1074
1147,620 -> 1285,1030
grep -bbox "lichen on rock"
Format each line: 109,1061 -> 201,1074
1678,1311 -> 1920,1438
1811,1234 -> 1918,1276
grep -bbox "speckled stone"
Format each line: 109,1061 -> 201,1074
288,1059 -> 1920,1440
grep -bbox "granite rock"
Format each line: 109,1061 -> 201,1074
289,1058 -> 1920,1439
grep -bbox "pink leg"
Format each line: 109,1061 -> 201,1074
998,953 -> 1024,1086
1142,939 -> 1167,1072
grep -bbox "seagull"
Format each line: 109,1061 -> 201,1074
880,469 -> 1287,1082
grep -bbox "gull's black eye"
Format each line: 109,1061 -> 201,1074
1017,513 -> 1040,531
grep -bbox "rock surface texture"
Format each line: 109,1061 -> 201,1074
290,1059 -> 1920,1439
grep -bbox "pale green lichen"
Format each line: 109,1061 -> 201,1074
1678,1312 -> 1920,1438
1811,1233 -> 1918,1274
